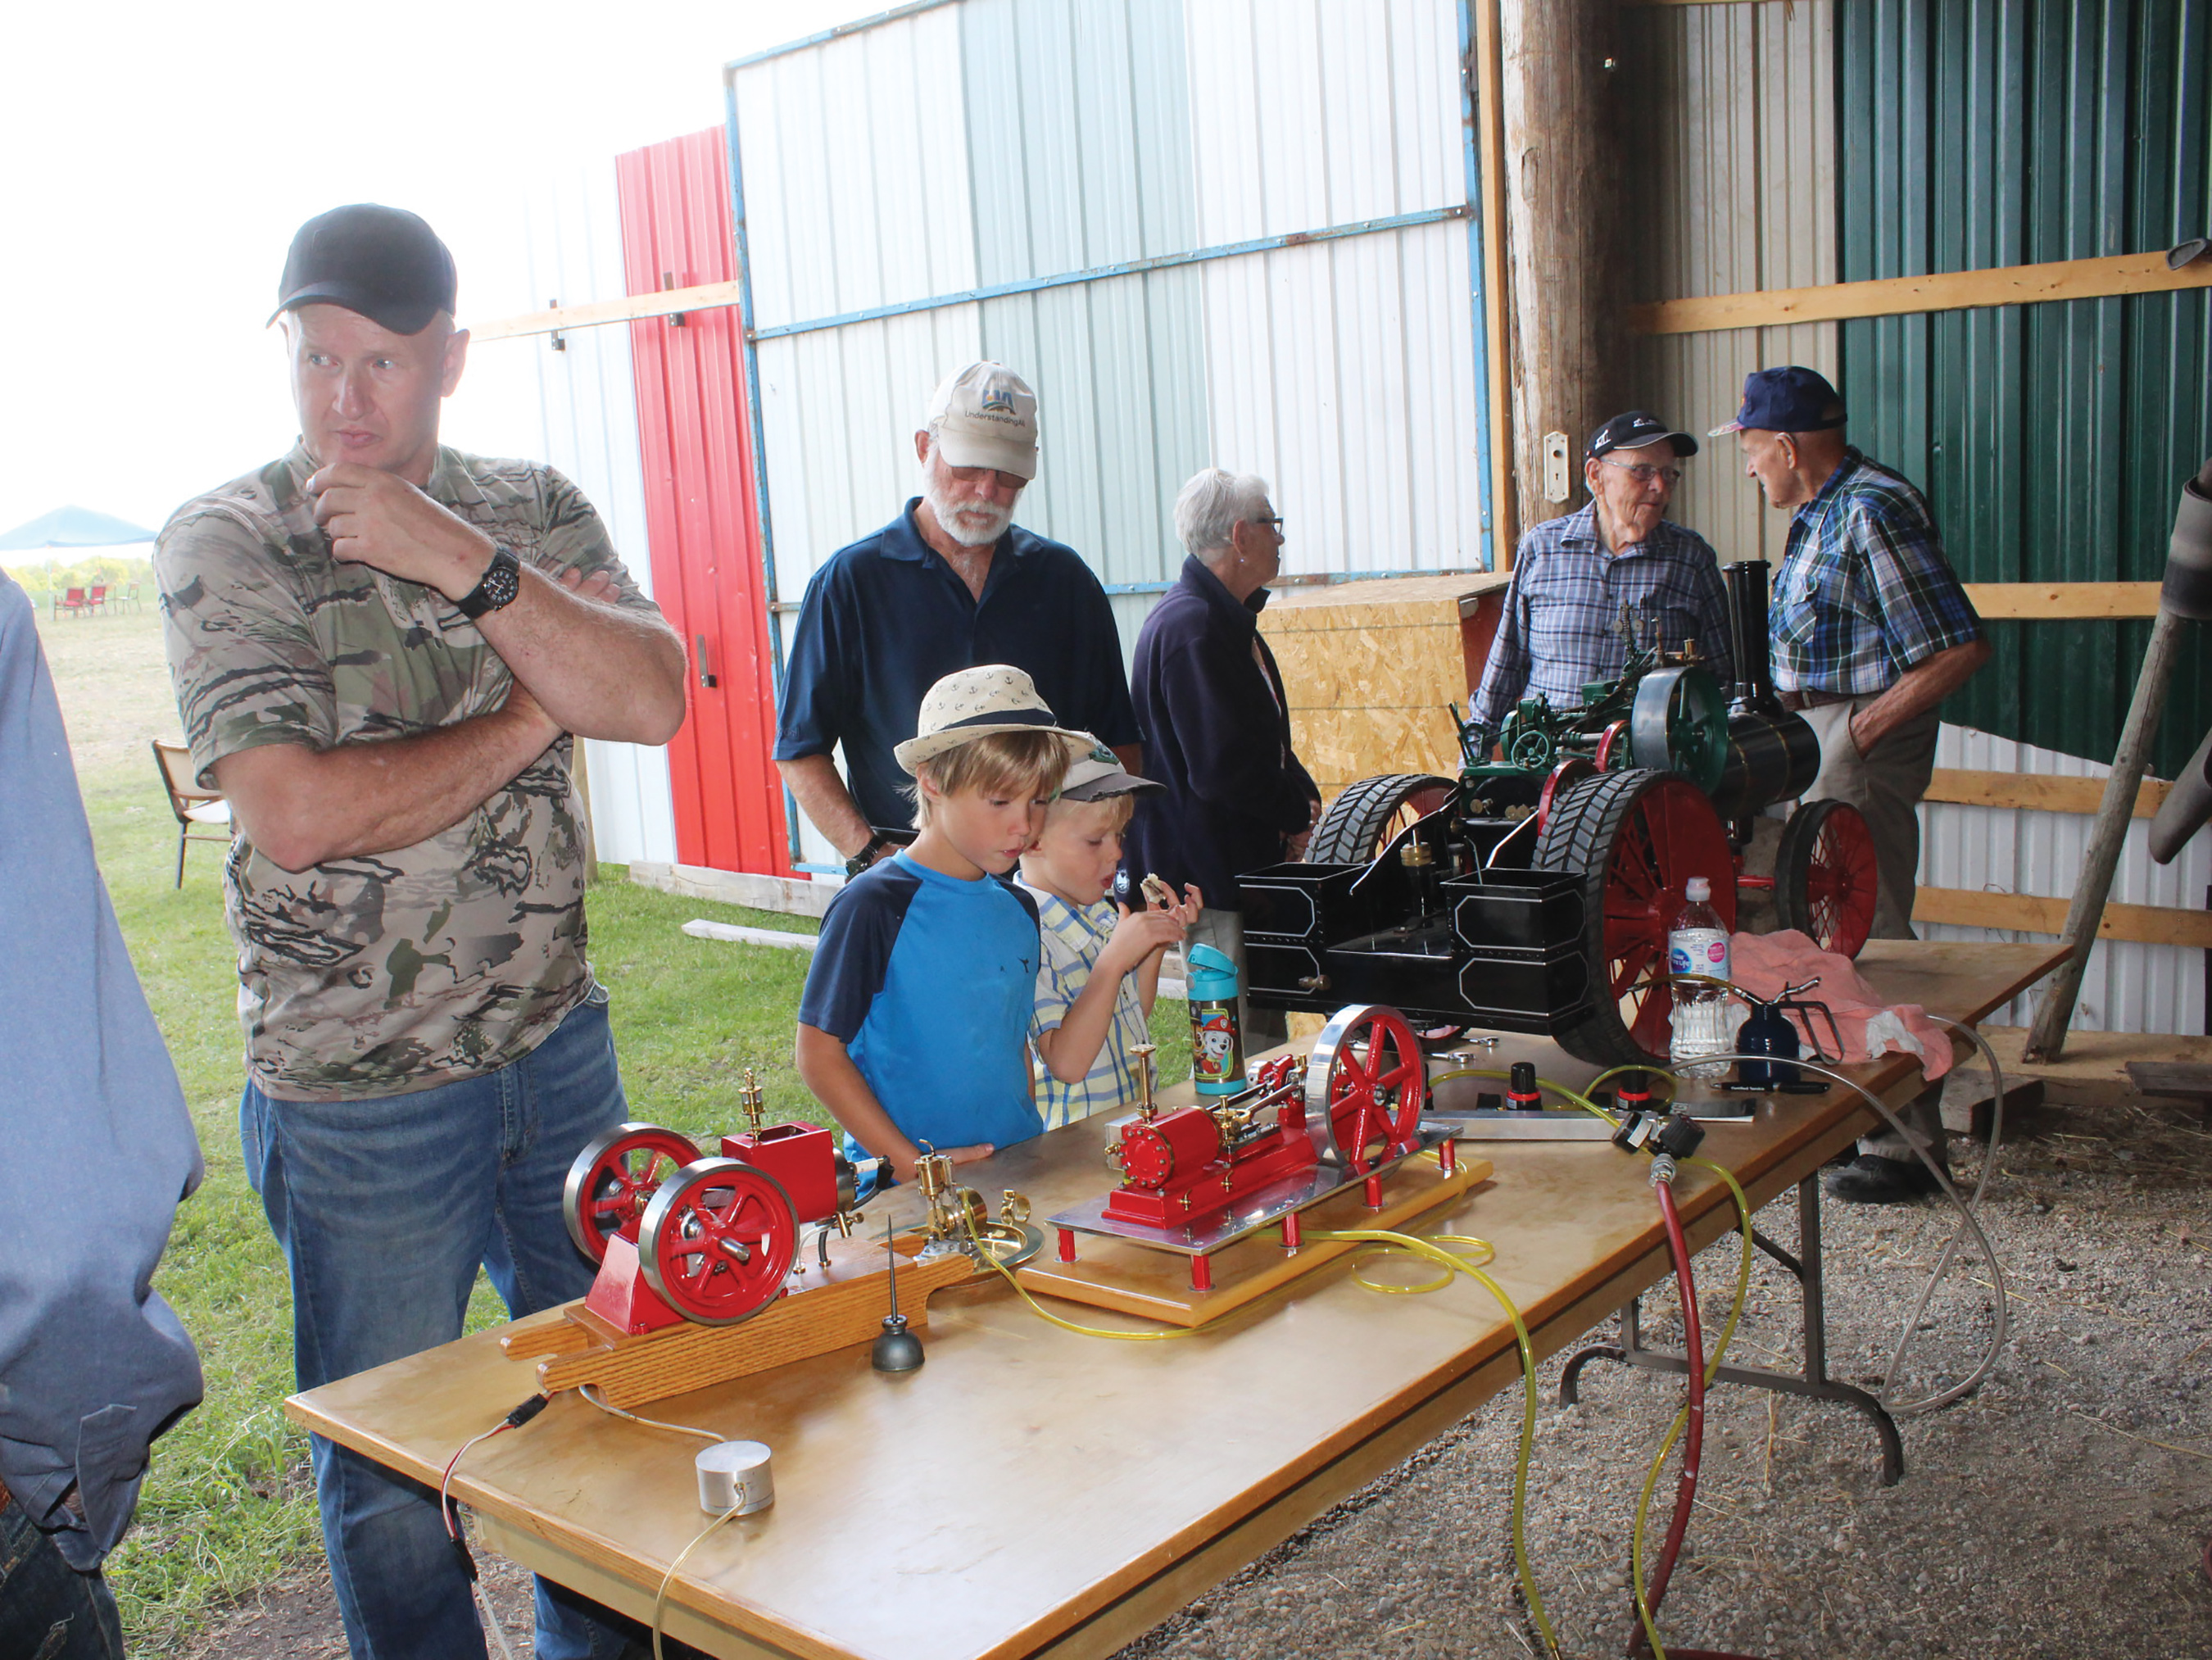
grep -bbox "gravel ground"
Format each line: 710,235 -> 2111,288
184,1094 -> 2212,1660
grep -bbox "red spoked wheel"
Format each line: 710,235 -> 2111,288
1305,1005 -> 1427,1174
1534,770 -> 1737,1067
636,1159 -> 800,1326
1775,798 -> 1879,959
562,1122 -> 703,1263
1594,720 -> 1629,772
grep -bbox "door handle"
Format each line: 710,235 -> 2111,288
695,634 -> 718,690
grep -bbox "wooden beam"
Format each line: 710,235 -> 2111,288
1962,581 -> 2163,619
1914,887 -> 2212,950
1471,0 -> 1517,565
1924,768 -> 2171,819
1630,250 -> 2212,336
471,282 -> 744,343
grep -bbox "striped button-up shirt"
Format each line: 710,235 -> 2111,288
1020,883 -> 1153,1128
1771,449 -> 1982,696
1470,504 -> 1734,732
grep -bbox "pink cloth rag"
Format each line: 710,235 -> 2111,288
1727,930 -> 1955,1081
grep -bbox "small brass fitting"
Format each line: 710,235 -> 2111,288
738,1068 -> 767,1133
1130,1043 -> 1158,1120
1399,841 -> 1435,869
999,1191 -> 1031,1227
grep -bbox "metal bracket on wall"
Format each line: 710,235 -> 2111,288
662,273 -> 687,326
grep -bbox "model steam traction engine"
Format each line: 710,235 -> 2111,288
1238,560 -> 1880,1067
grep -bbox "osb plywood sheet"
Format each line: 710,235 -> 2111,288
1261,580 -> 1481,800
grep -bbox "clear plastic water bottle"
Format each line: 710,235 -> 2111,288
1668,877 -> 1734,1082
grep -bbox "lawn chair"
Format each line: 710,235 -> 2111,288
53,586 -> 88,619
121,582 -> 143,614
152,741 -> 232,887
86,584 -> 108,615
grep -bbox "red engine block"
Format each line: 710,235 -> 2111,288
1102,1059 -> 1317,1231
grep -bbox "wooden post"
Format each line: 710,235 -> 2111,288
2021,605 -> 2187,1062
1498,0 -> 1627,537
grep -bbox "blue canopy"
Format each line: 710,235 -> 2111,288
0,506 -> 156,551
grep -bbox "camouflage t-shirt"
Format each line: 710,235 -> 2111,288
156,442 -> 662,1101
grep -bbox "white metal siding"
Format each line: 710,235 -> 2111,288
1920,725 -> 2208,1036
1628,0 -> 1838,566
519,164 -> 679,868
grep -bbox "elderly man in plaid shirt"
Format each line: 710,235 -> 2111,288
1469,411 -> 1733,742
1717,365 -> 1992,1203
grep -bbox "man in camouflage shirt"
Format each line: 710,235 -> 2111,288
157,204 -> 685,1659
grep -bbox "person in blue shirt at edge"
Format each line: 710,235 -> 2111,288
1716,365 -> 1989,1207
1466,410 -> 1735,746
773,362 -> 1141,881
1017,750 -> 1202,1127
795,665 -> 1090,1181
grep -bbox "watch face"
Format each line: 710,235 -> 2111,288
481,547 -> 523,610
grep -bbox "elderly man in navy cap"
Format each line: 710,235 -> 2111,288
1717,366 -> 1991,1204
1468,410 -> 1734,746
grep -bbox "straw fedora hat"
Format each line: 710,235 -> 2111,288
892,665 -> 1094,773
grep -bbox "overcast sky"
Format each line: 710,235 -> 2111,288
0,0 -> 878,543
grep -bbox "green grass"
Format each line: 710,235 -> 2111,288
52,610 -> 1191,1649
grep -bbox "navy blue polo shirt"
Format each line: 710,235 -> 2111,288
773,501 -> 1139,829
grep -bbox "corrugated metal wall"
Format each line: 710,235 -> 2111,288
519,166 -> 679,868
1625,0 -> 1839,564
1922,726 -> 2210,1034
729,0 -> 1490,870
1837,0 -> 2212,779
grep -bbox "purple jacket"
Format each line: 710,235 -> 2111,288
1124,556 -> 1318,906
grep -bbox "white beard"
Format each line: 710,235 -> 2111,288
920,460 -> 1015,548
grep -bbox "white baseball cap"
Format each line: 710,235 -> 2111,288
892,665 -> 1091,773
924,361 -> 1040,481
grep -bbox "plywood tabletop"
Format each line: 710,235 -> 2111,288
288,941 -> 2066,1660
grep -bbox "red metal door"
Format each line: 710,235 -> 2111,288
617,128 -> 787,876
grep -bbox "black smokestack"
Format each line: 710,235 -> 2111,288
1723,559 -> 1774,710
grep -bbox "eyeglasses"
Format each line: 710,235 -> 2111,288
1251,515 -> 1285,532
1602,460 -> 1683,487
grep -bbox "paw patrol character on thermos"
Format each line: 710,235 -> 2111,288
1185,942 -> 1244,1097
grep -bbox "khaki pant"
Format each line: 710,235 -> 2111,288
1798,695 -> 1944,1163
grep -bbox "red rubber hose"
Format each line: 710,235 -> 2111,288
1626,1181 -> 1766,1660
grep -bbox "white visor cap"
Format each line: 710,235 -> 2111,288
924,361 -> 1040,481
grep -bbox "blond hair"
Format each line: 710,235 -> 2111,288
911,728 -> 1071,826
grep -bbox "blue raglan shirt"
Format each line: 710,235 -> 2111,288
798,853 -> 1045,1155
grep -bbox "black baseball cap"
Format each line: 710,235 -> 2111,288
1588,410 -> 1698,460
1710,366 -> 1847,436
271,204 -> 457,336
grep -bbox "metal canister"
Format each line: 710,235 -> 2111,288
1185,942 -> 1244,1098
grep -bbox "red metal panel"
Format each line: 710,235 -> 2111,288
616,128 -> 787,876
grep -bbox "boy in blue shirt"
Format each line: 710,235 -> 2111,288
796,666 -> 1089,1181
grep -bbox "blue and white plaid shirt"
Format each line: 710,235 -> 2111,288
1018,882 -> 1153,1128
1470,504 -> 1734,732
1772,449 -> 1982,696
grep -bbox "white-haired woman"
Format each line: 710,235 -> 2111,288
1123,469 -> 1320,1051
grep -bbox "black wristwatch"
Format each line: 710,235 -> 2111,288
455,544 -> 524,619
845,834 -> 895,878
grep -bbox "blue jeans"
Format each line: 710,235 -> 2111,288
0,1492 -> 123,1660
243,987 -> 645,1660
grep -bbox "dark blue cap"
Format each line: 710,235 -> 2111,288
272,204 -> 457,336
1587,410 -> 1698,460
1709,366 -> 1847,437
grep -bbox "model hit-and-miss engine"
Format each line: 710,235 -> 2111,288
1240,559 -> 1879,1067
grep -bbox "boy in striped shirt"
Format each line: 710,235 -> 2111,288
1018,749 -> 1201,1126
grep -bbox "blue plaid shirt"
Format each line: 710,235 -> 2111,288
1019,883 -> 1153,1128
1772,450 -> 1983,696
1470,504 -> 1734,732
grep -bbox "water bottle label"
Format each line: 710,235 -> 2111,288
1668,928 -> 1730,981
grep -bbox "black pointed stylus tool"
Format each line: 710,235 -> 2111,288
871,1213 -> 924,1373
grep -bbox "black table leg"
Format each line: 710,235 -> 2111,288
1557,1173 -> 1903,1486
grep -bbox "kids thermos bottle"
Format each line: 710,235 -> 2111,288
1185,943 -> 1244,1096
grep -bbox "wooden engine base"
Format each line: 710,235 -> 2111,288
501,1234 -> 972,1408
1015,1154 -> 1491,1328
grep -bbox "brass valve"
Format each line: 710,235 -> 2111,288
1130,1042 -> 1158,1121
1399,841 -> 1435,869
738,1067 -> 767,1133
999,1191 -> 1030,1227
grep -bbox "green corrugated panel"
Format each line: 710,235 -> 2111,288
1838,0 -> 2211,775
